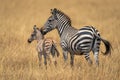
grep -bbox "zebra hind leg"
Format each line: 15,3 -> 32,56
84,53 -> 93,65
51,46 -> 57,66
93,51 -> 99,66
92,38 -> 101,66
52,56 -> 57,67
43,53 -> 47,69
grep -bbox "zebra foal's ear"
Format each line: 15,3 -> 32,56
50,9 -> 53,14
33,25 -> 37,30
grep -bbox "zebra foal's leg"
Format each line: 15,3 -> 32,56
52,55 -> 57,67
84,53 -> 93,65
46,53 -> 52,66
51,46 -> 57,66
38,52 -> 42,66
43,53 -> 47,69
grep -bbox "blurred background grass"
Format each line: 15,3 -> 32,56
0,0 -> 120,80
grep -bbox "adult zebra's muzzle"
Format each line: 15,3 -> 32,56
40,27 -> 48,35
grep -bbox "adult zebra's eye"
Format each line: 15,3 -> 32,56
49,20 -> 51,22
31,34 -> 34,36
49,19 -> 52,22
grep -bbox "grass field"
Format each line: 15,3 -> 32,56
0,0 -> 120,80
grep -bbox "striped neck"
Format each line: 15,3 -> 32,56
55,13 -> 72,36
56,21 -> 71,36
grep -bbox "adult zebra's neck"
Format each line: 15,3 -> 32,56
56,21 -> 71,36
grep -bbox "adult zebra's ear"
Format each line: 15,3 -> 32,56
51,8 -> 57,13
50,8 -> 58,20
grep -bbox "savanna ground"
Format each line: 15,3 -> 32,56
0,0 -> 120,80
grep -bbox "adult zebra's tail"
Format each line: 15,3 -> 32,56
92,27 -> 112,55
99,37 -> 111,55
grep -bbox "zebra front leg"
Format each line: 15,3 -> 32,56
84,53 -> 93,65
38,52 -> 42,67
47,53 -> 52,66
63,50 -> 68,62
63,50 -> 68,68
70,53 -> 74,67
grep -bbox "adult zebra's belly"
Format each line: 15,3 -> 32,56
60,31 -> 94,55
70,43 -> 93,55
69,34 -> 94,54
61,41 -> 93,55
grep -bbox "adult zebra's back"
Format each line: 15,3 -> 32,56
41,8 -> 112,66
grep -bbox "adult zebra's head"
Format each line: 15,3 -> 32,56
41,15 -> 57,35
42,8 -> 72,35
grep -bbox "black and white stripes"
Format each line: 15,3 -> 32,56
42,8 -> 112,66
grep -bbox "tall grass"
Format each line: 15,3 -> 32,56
0,0 -> 120,80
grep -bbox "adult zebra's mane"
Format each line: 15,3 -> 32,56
54,8 -> 72,26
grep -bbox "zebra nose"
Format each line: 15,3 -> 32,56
41,29 -> 47,35
27,39 -> 31,43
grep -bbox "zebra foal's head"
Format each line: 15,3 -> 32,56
28,25 -> 44,43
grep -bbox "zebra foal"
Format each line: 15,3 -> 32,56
28,25 -> 60,68
41,8 -> 112,66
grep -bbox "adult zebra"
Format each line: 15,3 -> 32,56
41,8 -> 112,66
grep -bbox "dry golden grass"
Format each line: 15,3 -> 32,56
0,0 -> 120,80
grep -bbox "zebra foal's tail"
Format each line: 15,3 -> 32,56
51,41 -> 60,57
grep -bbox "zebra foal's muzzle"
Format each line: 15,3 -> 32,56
27,39 -> 32,43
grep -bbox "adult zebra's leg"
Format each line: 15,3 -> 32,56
92,38 -> 101,66
63,50 -> 68,62
70,53 -> 74,67
62,50 -> 68,68
93,51 -> 99,66
84,53 -> 93,65
38,52 -> 42,66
